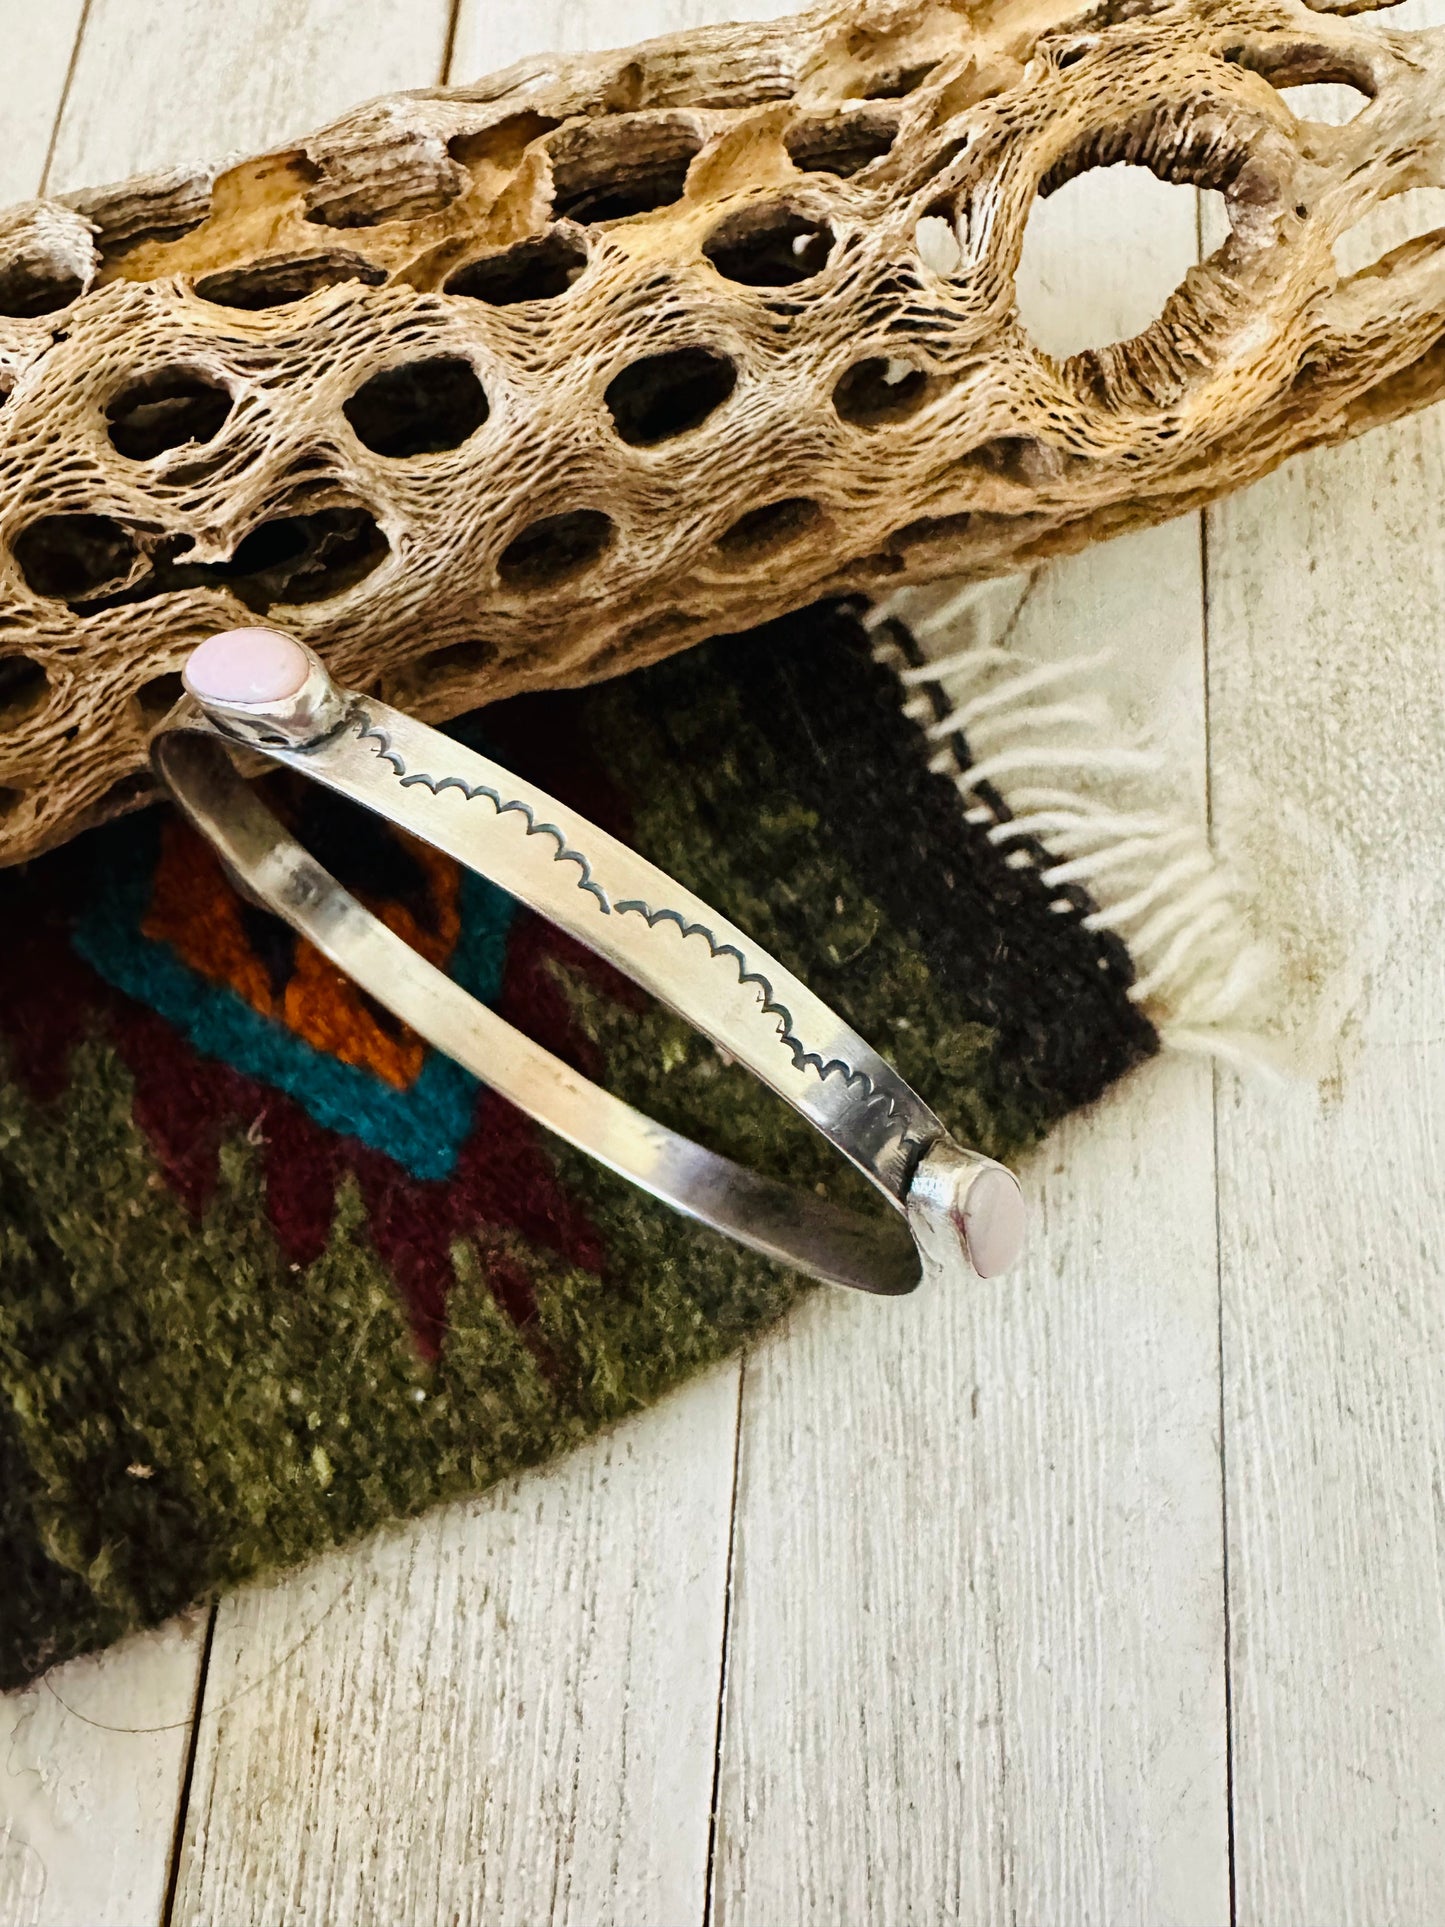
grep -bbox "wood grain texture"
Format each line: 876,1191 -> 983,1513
447,0 -> 809,81
714,1057 -> 1229,1927
0,15 -> 206,1926
3,5 -> 453,1923
711,507 -> 1232,1921
153,16 -> 836,1927
0,0 -> 88,206
0,1618 -> 208,1927
1206,0 -> 1445,1879
171,1369 -> 742,1927
44,0 -> 455,194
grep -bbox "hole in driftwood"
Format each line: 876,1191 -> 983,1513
105,369 -> 234,461
343,356 -> 489,458
834,356 -> 932,426
0,783 -> 23,819
1017,163 -> 1222,358
99,210 -> 210,269
194,251 -> 386,310
133,671 -> 186,728
892,510 -> 973,551
704,203 -> 837,287
445,230 -> 589,305
1275,81 -> 1371,125
55,507 -> 389,614
967,434 -> 1077,485
202,507 -> 389,608
210,520 -> 306,574
88,771 -> 156,823
0,260 -> 87,318
497,510 -> 613,589
13,514 -> 143,601
1334,186 -> 1445,279
0,654 -> 49,730
786,112 -> 898,178
604,347 -> 737,446
550,118 -> 703,223
1222,44 -> 1373,125
420,638 -> 498,680
448,113 -> 563,172
864,60 -> 939,99
305,181 -> 464,232
715,497 -> 824,558
916,208 -> 963,277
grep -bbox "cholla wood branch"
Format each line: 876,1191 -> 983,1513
0,0 -> 1442,863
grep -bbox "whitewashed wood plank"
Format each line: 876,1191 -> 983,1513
716,1058 -> 1229,1927
0,7 -> 457,1926
449,0 -> 806,86
1201,5 -> 1445,1913
0,1615 -> 209,1927
172,1367 -> 741,1927
1208,365 -> 1445,1917
1,15 -> 205,1927
121,7 -> 737,1920
711,159 -> 1231,1920
712,569 -> 1230,1926
142,11 -> 817,1917
45,0 -> 453,195
0,0 -> 87,205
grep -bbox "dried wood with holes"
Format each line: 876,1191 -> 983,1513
0,0 -> 1440,863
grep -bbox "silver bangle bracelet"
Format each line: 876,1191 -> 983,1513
151,628 -> 1024,1297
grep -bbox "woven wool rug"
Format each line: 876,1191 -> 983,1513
0,595 -> 1255,1687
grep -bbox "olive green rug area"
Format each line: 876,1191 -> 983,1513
0,600 -> 1157,1687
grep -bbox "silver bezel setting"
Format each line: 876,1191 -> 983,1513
181,638 -> 352,752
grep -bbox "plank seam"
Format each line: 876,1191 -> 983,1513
1197,178 -> 1237,1927
702,1359 -> 746,1927
1196,336 -> 1239,1927
1212,1063 -> 1239,1927
440,0 -> 465,86
159,1596 -> 218,1927
36,0 -> 94,196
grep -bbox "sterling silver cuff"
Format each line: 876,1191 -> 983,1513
151,628 -> 1024,1297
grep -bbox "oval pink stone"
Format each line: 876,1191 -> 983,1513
184,628 -> 309,708
962,1166 -> 1025,1279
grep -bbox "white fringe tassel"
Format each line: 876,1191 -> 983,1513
867,577 -> 1282,1073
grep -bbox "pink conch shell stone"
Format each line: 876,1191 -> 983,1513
184,628 -> 309,707
962,1166 -> 1025,1278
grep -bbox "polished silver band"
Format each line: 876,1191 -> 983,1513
152,636 -> 1023,1295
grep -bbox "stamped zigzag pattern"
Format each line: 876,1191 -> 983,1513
355,714 -> 610,912
354,714 -> 899,1118
607,898 -> 896,1108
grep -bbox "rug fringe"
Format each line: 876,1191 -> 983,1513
866,580 -> 1284,1074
